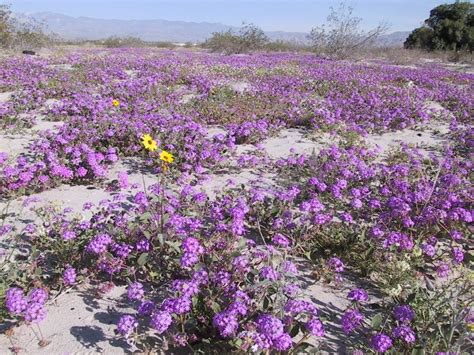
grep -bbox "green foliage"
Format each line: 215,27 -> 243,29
203,23 -> 269,55
102,36 -> 145,48
264,40 -> 310,52
405,1 -> 474,52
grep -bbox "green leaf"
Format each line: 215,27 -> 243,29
289,323 -> 301,337
371,313 -> 384,329
263,295 -> 270,310
210,301 -> 221,314
143,230 -> 152,240
165,240 -> 181,253
137,253 -> 149,266
237,238 -> 247,249
411,347 -> 425,355
139,212 -> 152,222
157,233 -> 164,246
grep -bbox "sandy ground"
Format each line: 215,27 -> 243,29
0,284 -> 132,354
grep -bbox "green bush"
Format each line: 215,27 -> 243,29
102,36 -> 145,48
204,23 -> 269,55
405,1 -> 473,52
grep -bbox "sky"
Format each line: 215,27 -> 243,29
4,0 -> 450,33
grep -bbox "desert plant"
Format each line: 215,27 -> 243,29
204,23 -> 268,55
308,1 -> 388,59
0,4 -> 54,50
102,36 -> 145,48
405,1 -> 474,53
0,4 -> 13,47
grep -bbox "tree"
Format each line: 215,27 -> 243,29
404,1 -> 473,52
404,27 -> 434,50
238,22 -> 269,52
308,1 -> 388,59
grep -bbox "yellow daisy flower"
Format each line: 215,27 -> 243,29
141,134 -> 157,152
112,99 -> 120,107
159,150 -> 174,163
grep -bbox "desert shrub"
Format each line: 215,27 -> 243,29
264,40 -> 310,52
102,36 -> 145,48
308,1 -> 388,59
203,30 -> 241,54
0,4 -> 54,50
204,23 -> 268,55
151,41 -> 175,48
13,26 -> 54,50
0,4 -> 12,47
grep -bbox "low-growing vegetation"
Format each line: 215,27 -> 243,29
0,46 -> 472,353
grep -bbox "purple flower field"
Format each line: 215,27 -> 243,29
0,48 -> 472,353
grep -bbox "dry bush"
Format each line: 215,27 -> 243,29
308,1 -> 388,59
1,4 -> 55,50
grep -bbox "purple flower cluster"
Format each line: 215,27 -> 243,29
127,282 -> 145,301
254,314 -> 293,351
327,257 -> 345,273
341,309 -> 364,334
117,315 -> 138,337
150,311 -> 173,334
347,288 -> 369,302
86,234 -> 113,254
393,305 -> 415,323
5,287 -> 48,323
370,333 -> 393,353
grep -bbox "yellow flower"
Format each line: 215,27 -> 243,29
112,99 -> 120,107
159,150 -> 174,163
141,134 -> 157,152
468,323 -> 474,332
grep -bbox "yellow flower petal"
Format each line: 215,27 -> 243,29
159,150 -> 174,163
141,134 -> 158,152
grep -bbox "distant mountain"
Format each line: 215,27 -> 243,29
13,12 -> 409,46
376,31 -> 410,47
14,12 -> 309,43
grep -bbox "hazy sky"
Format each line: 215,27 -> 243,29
4,0 -> 447,32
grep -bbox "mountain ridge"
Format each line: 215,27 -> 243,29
14,12 -> 409,46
